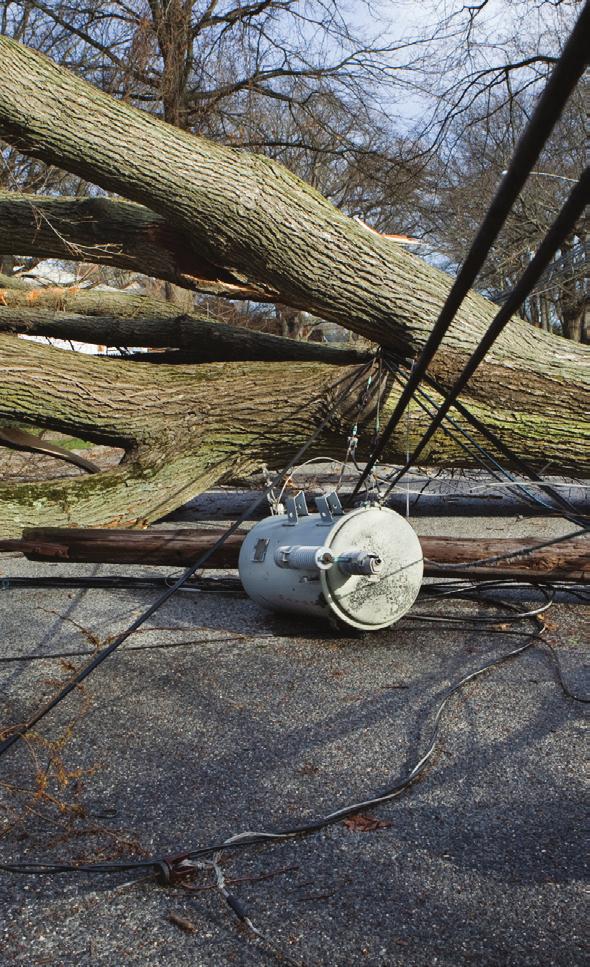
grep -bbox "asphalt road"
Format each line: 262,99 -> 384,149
0,510 -> 587,967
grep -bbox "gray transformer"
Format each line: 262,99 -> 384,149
238,495 -> 424,631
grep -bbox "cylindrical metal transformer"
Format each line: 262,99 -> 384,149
238,504 -> 423,630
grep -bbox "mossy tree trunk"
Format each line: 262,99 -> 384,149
0,334 -> 585,537
0,37 -> 587,415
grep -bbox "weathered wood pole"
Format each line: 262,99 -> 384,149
2,527 -> 587,584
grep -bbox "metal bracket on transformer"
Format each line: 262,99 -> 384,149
284,491 -> 309,525
315,491 -> 344,524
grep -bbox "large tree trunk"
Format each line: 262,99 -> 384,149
0,36 -> 587,534
0,36 -> 587,417
0,334 -> 585,537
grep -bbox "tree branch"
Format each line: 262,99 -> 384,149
0,286 -> 371,365
0,191 -> 275,300
0,34 -> 586,423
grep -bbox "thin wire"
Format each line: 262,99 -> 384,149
543,639 -> 590,704
407,480 -> 590,494
275,359 -> 379,506
381,358 -> 588,526
374,353 -> 383,444
423,529 -> 587,570
0,588 -> 553,877
405,361 -> 412,518
418,366 -> 585,521
382,362 -> 551,513
1,575 -> 588,666
211,854 -> 307,967
387,363 -> 519,486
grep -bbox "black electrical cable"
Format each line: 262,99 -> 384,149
1,574 -> 588,666
423,578 -> 582,598
0,637 -> 259,664
349,2 -> 590,502
387,364 -> 508,475
419,368 -> 586,523
543,639 -> 590,704
0,587 -> 553,876
0,361 -> 374,759
384,168 -> 590,492
382,360 -> 574,522
382,354 -> 587,525
354,367 -> 527,505
0,580 -> 570,664
425,579 -> 590,604
0,574 -> 244,594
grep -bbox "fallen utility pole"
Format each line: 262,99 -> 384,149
0,527 -> 587,584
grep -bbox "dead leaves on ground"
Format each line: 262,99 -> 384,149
342,812 -> 392,832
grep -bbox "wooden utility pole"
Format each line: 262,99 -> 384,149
1,527 -> 587,584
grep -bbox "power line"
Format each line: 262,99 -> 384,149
382,169 -> 589,494
0,585 -> 556,877
381,354 -> 586,525
349,1 -> 590,501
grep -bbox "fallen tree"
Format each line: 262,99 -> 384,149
0,37 -> 587,405
0,35 -> 588,535
0,334 -> 584,536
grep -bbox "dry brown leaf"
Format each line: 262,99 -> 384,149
168,912 -> 197,934
343,813 -> 392,832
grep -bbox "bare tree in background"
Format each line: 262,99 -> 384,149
0,0 -> 428,313
400,0 -> 580,159
1,1 -> 416,163
390,0 -> 587,342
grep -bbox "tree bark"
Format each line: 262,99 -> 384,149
0,333 -> 586,537
0,36 -> 587,419
0,192 -> 272,300
0,286 -> 370,364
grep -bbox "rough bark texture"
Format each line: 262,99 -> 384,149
5,528 -> 588,582
0,286 -> 370,364
0,192 -> 272,300
0,334 -> 586,536
0,36 -> 588,534
0,36 -> 587,420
